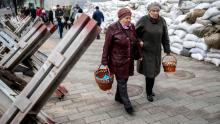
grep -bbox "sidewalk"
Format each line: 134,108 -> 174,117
41,32 -> 220,124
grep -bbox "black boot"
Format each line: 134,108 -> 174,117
147,95 -> 153,102
125,106 -> 134,115
115,98 -> 123,104
97,34 -> 100,39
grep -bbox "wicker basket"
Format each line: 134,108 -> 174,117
162,54 -> 177,72
94,65 -> 114,91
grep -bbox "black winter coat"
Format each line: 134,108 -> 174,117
136,15 -> 171,78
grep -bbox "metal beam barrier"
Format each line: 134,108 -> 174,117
14,16 -> 32,36
0,22 -> 56,71
0,13 -> 100,124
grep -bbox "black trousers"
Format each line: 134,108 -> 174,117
145,77 -> 155,95
115,77 -> 132,108
96,23 -> 101,39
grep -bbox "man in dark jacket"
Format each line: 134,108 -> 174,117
30,6 -> 36,20
92,6 -> 104,39
48,9 -> 53,24
55,5 -> 64,38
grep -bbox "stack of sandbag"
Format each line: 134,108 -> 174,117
205,48 -> 220,66
168,0 -> 220,66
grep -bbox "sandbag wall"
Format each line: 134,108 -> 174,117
167,0 -> 220,66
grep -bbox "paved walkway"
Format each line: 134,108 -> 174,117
40,31 -> 220,124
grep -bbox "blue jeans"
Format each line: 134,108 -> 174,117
57,21 -> 63,38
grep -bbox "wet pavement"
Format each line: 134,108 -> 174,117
40,29 -> 220,124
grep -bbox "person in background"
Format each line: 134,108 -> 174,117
92,6 -> 104,39
101,8 -> 141,115
40,9 -> 48,23
70,4 -> 80,24
30,6 -> 36,21
48,9 -> 54,24
74,8 -> 83,22
55,5 -> 64,38
135,2 -> 171,102
64,6 -> 71,29
24,6 -> 30,17
36,7 -> 42,17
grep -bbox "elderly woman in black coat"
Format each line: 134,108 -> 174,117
136,2 -> 171,102
101,8 -> 141,114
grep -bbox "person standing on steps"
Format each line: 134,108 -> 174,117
92,6 -> 104,39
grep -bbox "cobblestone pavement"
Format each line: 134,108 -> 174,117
40,31 -> 220,124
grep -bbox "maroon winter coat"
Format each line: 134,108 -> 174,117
101,22 -> 141,79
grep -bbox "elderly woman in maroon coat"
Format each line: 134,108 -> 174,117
101,8 -> 141,115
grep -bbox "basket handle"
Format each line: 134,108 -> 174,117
162,54 -> 177,63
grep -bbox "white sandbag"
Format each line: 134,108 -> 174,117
169,35 -> 175,44
180,1 -> 196,10
188,23 -> 204,34
199,38 -> 205,43
161,5 -> 171,12
164,17 -> 172,26
184,34 -> 199,42
174,15 -> 187,24
189,47 -> 206,56
168,29 -> 175,35
210,48 -> 220,53
207,53 -> 220,59
194,3 -> 210,9
171,35 -> 183,44
160,11 -> 171,18
169,24 -> 179,30
172,42 -> 183,50
192,0 -> 217,3
178,22 -> 191,32
210,14 -> 220,24
170,5 -> 183,20
174,30 -> 187,39
210,1 -> 220,9
191,53 -> 204,60
183,41 -> 196,48
171,46 -> 181,55
211,58 -> 220,66
196,17 -> 212,25
201,7 -> 220,20
167,0 -> 179,3
204,57 -> 212,62
196,42 -> 208,50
